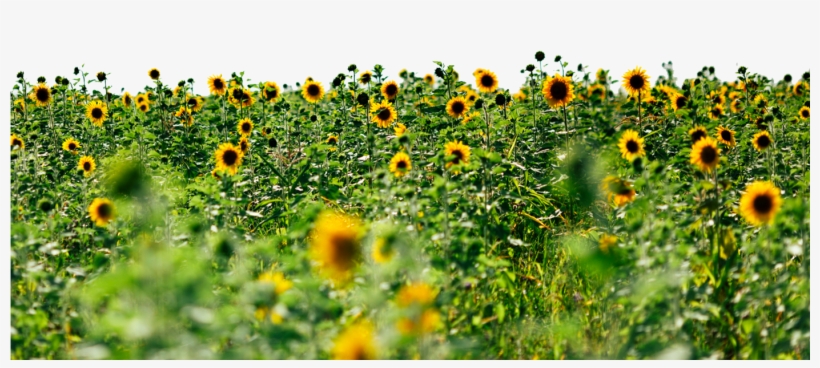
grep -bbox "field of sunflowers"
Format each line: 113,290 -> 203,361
8,56 -> 810,360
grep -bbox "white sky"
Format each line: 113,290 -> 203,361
1,0 -> 815,97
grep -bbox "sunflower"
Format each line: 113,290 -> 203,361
752,131 -> 772,152
730,99 -> 742,113
135,93 -> 149,106
147,68 -> 160,80
359,70 -> 373,85
738,181 -> 782,226
175,107 -> 194,127
753,94 -> 768,111
617,130 -> 645,161
88,198 -> 115,227
601,176 -> 636,207
389,152 -> 412,178
258,271 -> 293,296
475,69 -> 499,93
78,156 -> 96,177
370,100 -> 397,128
798,106 -> 810,120
393,122 -> 407,137
444,140 -> 471,170
228,87 -> 254,108
708,105 -> 724,120
237,118 -> 254,136
381,80 -> 400,100
371,238 -> 394,264
85,100 -> 108,127
599,234 -> 618,253
669,93 -> 688,111
301,80 -> 324,103
309,211 -> 362,282
214,143 -> 244,175
30,83 -> 52,107
708,90 -> 726,106
622,67 -> 651,96
461,112 -> 480,125
690,137 -> 720,172
512,89 -> 527,102
688,126 -> 708,143
208,74 -> 227,96
137,103 -> 150,113
445,96 -> 470,119
62,138 -> 80,154
542,73 -> 575,107
122,92 -> 133,107
211,169 -> 222,181
326,135 -> 339,151
716,126 -> 736,147
186,94 -> 204,112
395,282 -> 440,335
239,136 -> 250,154
588,84 -> 606,100
10,134 -> 24,150
262,81 -> 281,102
792,81 -> 809,96
596,68 -> 608,82
332,322 -> 376,360
398,309 -> 441,336
172,86 -> 182,97
423,74 -> 435,86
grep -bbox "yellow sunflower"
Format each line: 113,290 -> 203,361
798,106 -> 810,120
208,74 -> 227,96
475,69 -> 499,93
389,152 -> 412,177
395,282 -> 441,335
381,80 -> 400,100
370,100 -> 397,128
688,126 -> 708,143
359,70 -> 373,85
62,138 -> 80,154
175,106 -> 194,127
301,80 -> 324,103
730,99 -> 742,114
309,211 -> 362,282
617,129 -> 645,161
258,271 -> 293,296
214,143 -> 243,175
148,68 -> 161,80
30,83 -> 52,107
85,100 -> 108,127
690,137 -> 720,172
393,122 -> 407,137
588,84 -> 606,100
228,87 -> 254,108
10,134 -> 25,150
596,68 -> 608,82
792,81 -> 809,96
122,92 -> 133,107
752,131 -> 772,152
135,93 -> 149,106
371,238 -> 394,264
716,126 -> 736,147
137,103 -> 150,113
186,94 -> 204,112
738,181 -> 782,226
708,105 -> 724,120
599,234 -> 618,253
708,90 -> 726,106
237,118 -> 254,136
262,81 -> 281,102
669,93 -> 688,112
332,322 -> 376,360
445,96 -> 470,119
239,137 -> 250,154
88,198 -> 115,227
542,73 -> 575,107
601,176 -> 636,207
78,156 -> 96,177
444,140 -> 471,170
461,112 -> 480,125
326,135 -> 339,151
423,74 -> 435,86
622,67 -> 651,96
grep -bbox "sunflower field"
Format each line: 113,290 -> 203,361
8,58 -> 810,360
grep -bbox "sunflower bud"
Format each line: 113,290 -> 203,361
348,64 -> 357,72
178,80 -> 185,87
37,76 -> 46,83
268,137 -> 278,148
73,67 -> 80,75
415,86 -> 423,94
577,63 -> 583,72
526,64 -> 535,72
332,77 -> 342,88
17,71 -> 24,79
784,74 -> 792,83
96,72 -> 106,82
554,55 -> 562,62
535,51 -> 545,62
802,71 -> 810,81
475,99 -> 484,109
310,115 -> 317,122
708,66 -> 715,74
495,93 -> 506,107
37,198 -> 54,213
434,68 -> 444,78
737,66 -> 747,75
356,92 -> 369,107
55,76 -> 62,84
61,78 -> 69,86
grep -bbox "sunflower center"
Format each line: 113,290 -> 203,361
451,102 -> 465,115
91,108 -> 103,119
240,141 -> 248,151
712,95 -> 722,104
378,108 -> 391,121
550,81 -> 568,100
266,89 -> 278,99
150,70 -> 160,79
68,142 -> 76,150
242,92 -> 251,101
801,109 -> 809,118
188,98 -> 197,106
12,139 -> 22,147
213,79 -> 224,89
721,130 -> 732,141
711,107 -> 721,117
752,194 -> 773,214
676,97 -> 687,109
690,130 -> 706,142
396,160 -> 407,169
242,123 -> 251,132
756,134 -> 771,148
125,96 -> 132,105
307,84 -> 320,97
386,84 -> 397,96
83,162 -> 91,171
223,150 -> 238,166
96,203 -> 112,218
328,137 -> 337,144
700,145 -> 717,164
452,150 -> 464,163
330,234 -> 358,268
626,140 -> 639,153
480,74 -> 494,87
618,187 -> 633,196
36,88 -> 50,102
629,75 -> 645,89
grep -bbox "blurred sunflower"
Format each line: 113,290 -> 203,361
669,93 -> 688,111
137,103 -> 150,113
690,137 -> 720,172
601,176 -> 636,207
214,143 -> 243,175
622,67 -> 650,96
588,84 -> 606,100
371,100 -> 397,128
309,211 -> 362,282
262,81 -> 281,102
186,94 -> 204,112
332,322 -> 376,360
461,112 -> 480,125
716,126 -> 736,147
617,130 -> 645,161
381,80 -> 399,100
389,152 -> 412,177
135,93 -> 149,105
792,81 -> 809,96
688,126 -> 708,143
175,107 -> 194,127
78,156 -> 96,177
326,135 -> 339,151
708,90 -> 726,106
475,69 -> 499,93
371,238 -> 394,264
208,74 -> 227,96
301,80 -> 325,103
445,96 -> 470,119
753,94 -> 768,111
85,101 -> 108,127
444,140 -> 471,170
62,138 -> 80,154
397,282 -> 436,306
239,137 -> 250,154
738,181 -> 782,226
423,74 -> 435,86
30,83 -> 52,107
599,234 -> 618,253
542,74 -> 575,107
393,123 -> 407,137
258,271 -> 292,296
10,134 -> 24,150
465,90 -> 480,104
237,118 -> 254,136
211,169 -> 222,181
88,198 -> 115,227
229,87 -> 254,108
596,68 -> 608,82
122,92 -> 133,107
148,68 -> 161,80
512,89 -> 527,102
359,70 -> 372,85
708,105 -> 724,120
752,131 -> 772,152
798,106 -> 810,120
730,99 -> 742,113
396,282 -> 440,335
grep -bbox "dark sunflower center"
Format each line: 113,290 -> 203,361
629,75 -> 645,89
232,89 -> 244,100
468,94 -> 476,101
150,70 -> 160,79
721,130 -> 732,141
550,81 -> 568,100
137,97 -> 145,104
240,141 -> 248,151
378,108 -> 391,121
691,130 -> 706,142
140,104 -> 147,111
96,203 -> 112,218
676,97 -> 687,109
265,89 -> 277,99
618,187 -> 633,196
213,79 -> 224,89
386,84 -> 397,96
68,143 -> 76,150
396,160 -> 407,169
223,150 -> 238,165
125,96 -> 132,104
756,135 -> 771,148
188,98 -> 197,106
328,137 -> 337,144
361,75 -> 371,84
711,107 -> 721,117
307,84 -> 320,97
481,74 -> 494,87
331,234 -> 358,268
36,88 -> 50,102
712,95 -> 722,104
451,102 -> 465,115
242,92 -> 251,101
452,149 -> 464,163
91,108 -> 103,119
626,140 -> 639,153
752,194 -> 773,214
12,139 -> 22,147
83,162 -> 91,171
700,145 -> 717,164
801,109 -> 809,118
242,123 -> 251,132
